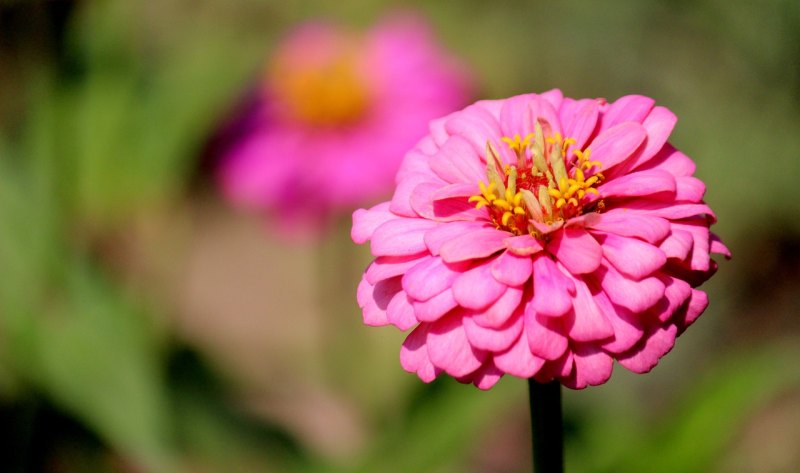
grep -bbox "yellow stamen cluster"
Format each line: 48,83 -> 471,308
468,121 -> 605,235
547,168 -> 600,209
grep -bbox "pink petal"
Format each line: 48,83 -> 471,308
548,227 -> 603,275
491,250 -> 533,286
439,228 -> 509,263
674,289 -> 709,333
351,202 -> 396,244
599,170 -> 677,199
588,122 -> 647,172
710,233 -> 731,259
569,277 -> 615,342
532,256 -> 575,317
403,256 -> 462,302
564,344 -> 614,389
370,218 -> 439,256
424,220 -> 491,255
599,233 -> 667,279
499,94 -> 535,139
494,332 -> 547,378
463,313 -> 523,351
660,228 -> 693,260
617,324 -> 677,374
675,176 -> 706,202
427,313 -> 487,377
504,234 -> 545,256
469,362 -> 504,390
600,94 -> 655,128
400,324 -> 441,382
469,286 -> 525,328
598,262 -> 665,313
357,276 -> 400,327
652,275 -> 692,322
452,263 -> 507,310
560,99 -> 600,151
365,253 -> 427,285
429,135 -> 485,184
444,104 -> 503,154
387,291 -> 418,330
525,306 -> 569,360
412,289 -> 458,322
621,201 -> 716,223
391,173 -> 439,217
671,220 -> 712,271
621,106 -> 677,171
588,211 -> 670,244
636,144 -> 696,176
592,291 -> 645,354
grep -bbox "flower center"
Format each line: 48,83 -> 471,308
269,49 -> 370,127
469,121 -> 604,235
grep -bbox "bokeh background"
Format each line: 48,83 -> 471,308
1,1 -> 799,472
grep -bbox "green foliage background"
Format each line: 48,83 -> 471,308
0,1 -> 799,472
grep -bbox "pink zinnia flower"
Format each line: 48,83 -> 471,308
352,90 -> 730,390
218,15 -> 471,232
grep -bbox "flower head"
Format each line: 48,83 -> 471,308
352,90 -> 730,390
218,14 -> 472,233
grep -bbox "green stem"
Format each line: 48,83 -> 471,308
529,379 -> 563,473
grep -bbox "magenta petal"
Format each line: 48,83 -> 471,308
618,324 -> 677,374
491,250 -> 533,286
659,229 -> 693,260
371,218 -> 438,256
463,314 -> 522,351
351,202 -> 396,244
400,324 -> 441,382
390,173 -> 438,217
439,228 -> 508,263
548,227 -> 602,275
357,276 -> 390,326
593,291 -> 645,354
429,135 -> 485,184
469,362 -> 504,390
469,287 -> 524,328
565,344 -> 614,389
403,257 -> 461,302
494,332 -> 546,378
412,289 -> 458,322
444,104 -> 503,154
532,256 -> 575,317
625,106 -> 678,170
602,94 -> 655,127
599,233 -> 667,279
588,122 -> 647,172
569,277 -> 615,342
387,291 -> 418,330
588,211 -> 670,244
525,306 -> 569,360
424,220 -> 490,255
504,234 -> 545,256
675,176 -> 706,202
598,262 -> 665,313
472,287 -> 524,327
366,253 -> 426,285
427,313 -> 487,377
675,289 -> 709,333
710,233 -> 731,259
599,170 -> 677,199
452,263 -> 507,310
637,144 -> 696,176
560,99 -> 600,151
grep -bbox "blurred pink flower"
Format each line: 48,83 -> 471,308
352,90 -> 730,390
218,15 -> 472,233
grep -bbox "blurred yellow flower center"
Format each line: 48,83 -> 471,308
469,123 -> 604,235
270,52 -> 370,127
